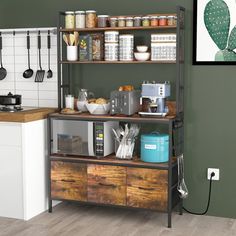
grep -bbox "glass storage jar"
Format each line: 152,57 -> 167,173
75,11 -> 85,28
134,16 -> 141,27
98,15 -> 109,27
126,17 -> 134,27
167,16 -> 175,26
118,17 -> 126,27
86,10 -> 97,28
142,16 -> 150,27
65,11 -> 75,29
150,16 -> 158,26
159,16 -> 167,26
109,17 -> 118,27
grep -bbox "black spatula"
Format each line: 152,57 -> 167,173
35,31 -> 45,83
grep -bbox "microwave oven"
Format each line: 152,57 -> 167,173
52,120 -> 119,157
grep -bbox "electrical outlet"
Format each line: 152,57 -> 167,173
207,168 -> 220,181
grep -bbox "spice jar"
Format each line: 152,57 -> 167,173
174,16 -> 177,25
142,16 -> 150,27
86,10 -> 97,28
150,16 -> 158,27
134,16 -> 141,27
110,17 -> 118,27
167,16 -> 175,26
98,15 -> 109,27
159,16 -> 167,26
75,11 -> 85,28
126,17 -> 134,27
65,11 -> 75,29
118,17 -> 126,27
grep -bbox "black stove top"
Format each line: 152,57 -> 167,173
0,105 -> 23,112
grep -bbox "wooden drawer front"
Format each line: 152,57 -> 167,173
51,161 -> 87,201
127,168 -> 168,211
87,164 -> 126,206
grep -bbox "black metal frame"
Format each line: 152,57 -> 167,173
50,6 -> 185,228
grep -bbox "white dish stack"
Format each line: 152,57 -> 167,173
104,31 -> 119,61
151,33 -> 176,61
119,34 -> 134,61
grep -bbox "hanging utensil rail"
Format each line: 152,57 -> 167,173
0,27 -> 57,35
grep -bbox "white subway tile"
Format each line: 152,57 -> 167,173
38,99 -> 58,108
39,90 -> 57,100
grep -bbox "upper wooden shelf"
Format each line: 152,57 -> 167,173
60,60 -> 176,64
59,25 -> 176,33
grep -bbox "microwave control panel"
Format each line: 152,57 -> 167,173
94,122 -> 104,156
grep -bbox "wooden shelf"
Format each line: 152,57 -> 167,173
60,60 -> 176,64
49,112 -> 176,124
50,154 -> 177,170
60,25 -> 176,33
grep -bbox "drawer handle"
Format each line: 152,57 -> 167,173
61,179 -> 76,183
138,187 -> 155,191
99,183 -> 116,188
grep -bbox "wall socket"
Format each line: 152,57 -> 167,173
207,168 -> 220,181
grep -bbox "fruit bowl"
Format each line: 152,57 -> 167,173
86,103 -> 110,115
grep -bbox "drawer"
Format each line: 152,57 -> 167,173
0,123 -> 21,146
127,168 -> 168,211
51,161 -> 87,201
87,164 -> 126,206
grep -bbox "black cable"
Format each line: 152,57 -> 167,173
183,172 -> 215,215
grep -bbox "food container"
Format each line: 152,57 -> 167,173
86,10 -> 97,28
109,17 -> 118,27
79,35 -> 93,61
151,42 -> 176,61
118,17 -> 126,27
119,34 -> 134,61
75,11 -> 85,28
105,43 -> 119,61
86,103 -> 110,115
104,31 -> 119,43
142,16 -> 150,27
91,33 -> 104,60
67,46 -> 78,61
150,16 -> 158,26
167,15 -> 175,26
98,15 -> 109,27
126,17 -> 134,27
174,16 -> 177,25
159,16 -> 167,26
141,133 -> 169,163
65,11 -> 75,29
134,52 -> 150,61
134,16 -> 141,27
151,33 -> 176,42
65,94 -> 75,109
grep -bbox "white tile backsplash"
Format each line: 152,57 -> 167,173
0,28 -> 58,108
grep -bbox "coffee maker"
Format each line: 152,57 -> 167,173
139,81 -> 170,117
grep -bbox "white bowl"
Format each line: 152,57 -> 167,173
134,52 -> 150,61
86,103 -> 110,115
77,100 -> 88,112
136,45 -> 148,53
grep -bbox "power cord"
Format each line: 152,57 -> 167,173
183,172 -> 215,215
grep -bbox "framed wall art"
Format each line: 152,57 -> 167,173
193,0 -> 236,65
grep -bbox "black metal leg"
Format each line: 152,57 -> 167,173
168,212 -> 172,228
179,199 -> 183,215
48,199 -> 52,213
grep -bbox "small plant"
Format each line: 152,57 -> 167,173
204,0 -> 236,61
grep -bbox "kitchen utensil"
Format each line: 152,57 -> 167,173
177,154 -> 189,199
74,31 -> 79,46
63,34 -> 69,46
23,31 -> 34,79
47,31 -> 53,78
0,92 -> 21,106
35,31 -> 45,83
0,33 -> 7,80
69,33 -> 75,46
134,52 -> 150,61
136,45 -> 148,52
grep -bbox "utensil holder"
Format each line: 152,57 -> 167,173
67,46 -> 78,61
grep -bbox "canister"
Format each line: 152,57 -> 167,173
118,17 -> 126,27
159,16 -> 167,26
105,31 -> 119,43
75,11 -> 85,28
134,16 -> 141,27
105,43 -> 118,61
86,10 -> 97,28
141,133 -> 169,163
142,16 -> 150,27
126,17 -> 134,27
167,16 -> 175,26
65,11 -> 75,29
98,15 -> 109,27
110,17 -> 118,27
150,16 -> 158,26
119,34 -> 134,61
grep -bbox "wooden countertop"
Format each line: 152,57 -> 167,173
0,108 -> 58,123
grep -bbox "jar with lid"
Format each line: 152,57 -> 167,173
65,11 -> 75,29
98,15 -> 109,27
118,17 -> 126,27
86,10 -> 97,28
126,17 -> 134,27
65,94 -> 74,109
109,17 -> 118,27
159,16 -> 167,26
150,16 -> 158,27
174,16 -> 177,25
75,11 -> 85,28
134,16 -> 141,27
142,16 -> 150,27
167,15 -> 175,26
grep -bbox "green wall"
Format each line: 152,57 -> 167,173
1,0 -> 236,218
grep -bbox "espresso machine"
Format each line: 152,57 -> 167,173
139,81 -> 170,117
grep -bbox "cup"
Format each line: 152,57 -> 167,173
67,46 -> 78,61
65,95 -> 74,109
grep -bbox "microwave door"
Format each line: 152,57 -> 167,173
88,122 -> 95,156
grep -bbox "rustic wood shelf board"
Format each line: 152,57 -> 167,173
60,60 -> 176,64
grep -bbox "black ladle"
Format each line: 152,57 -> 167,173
47,31 -> 53,78
23,31 -> 33,79
0,32 -> 7,80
